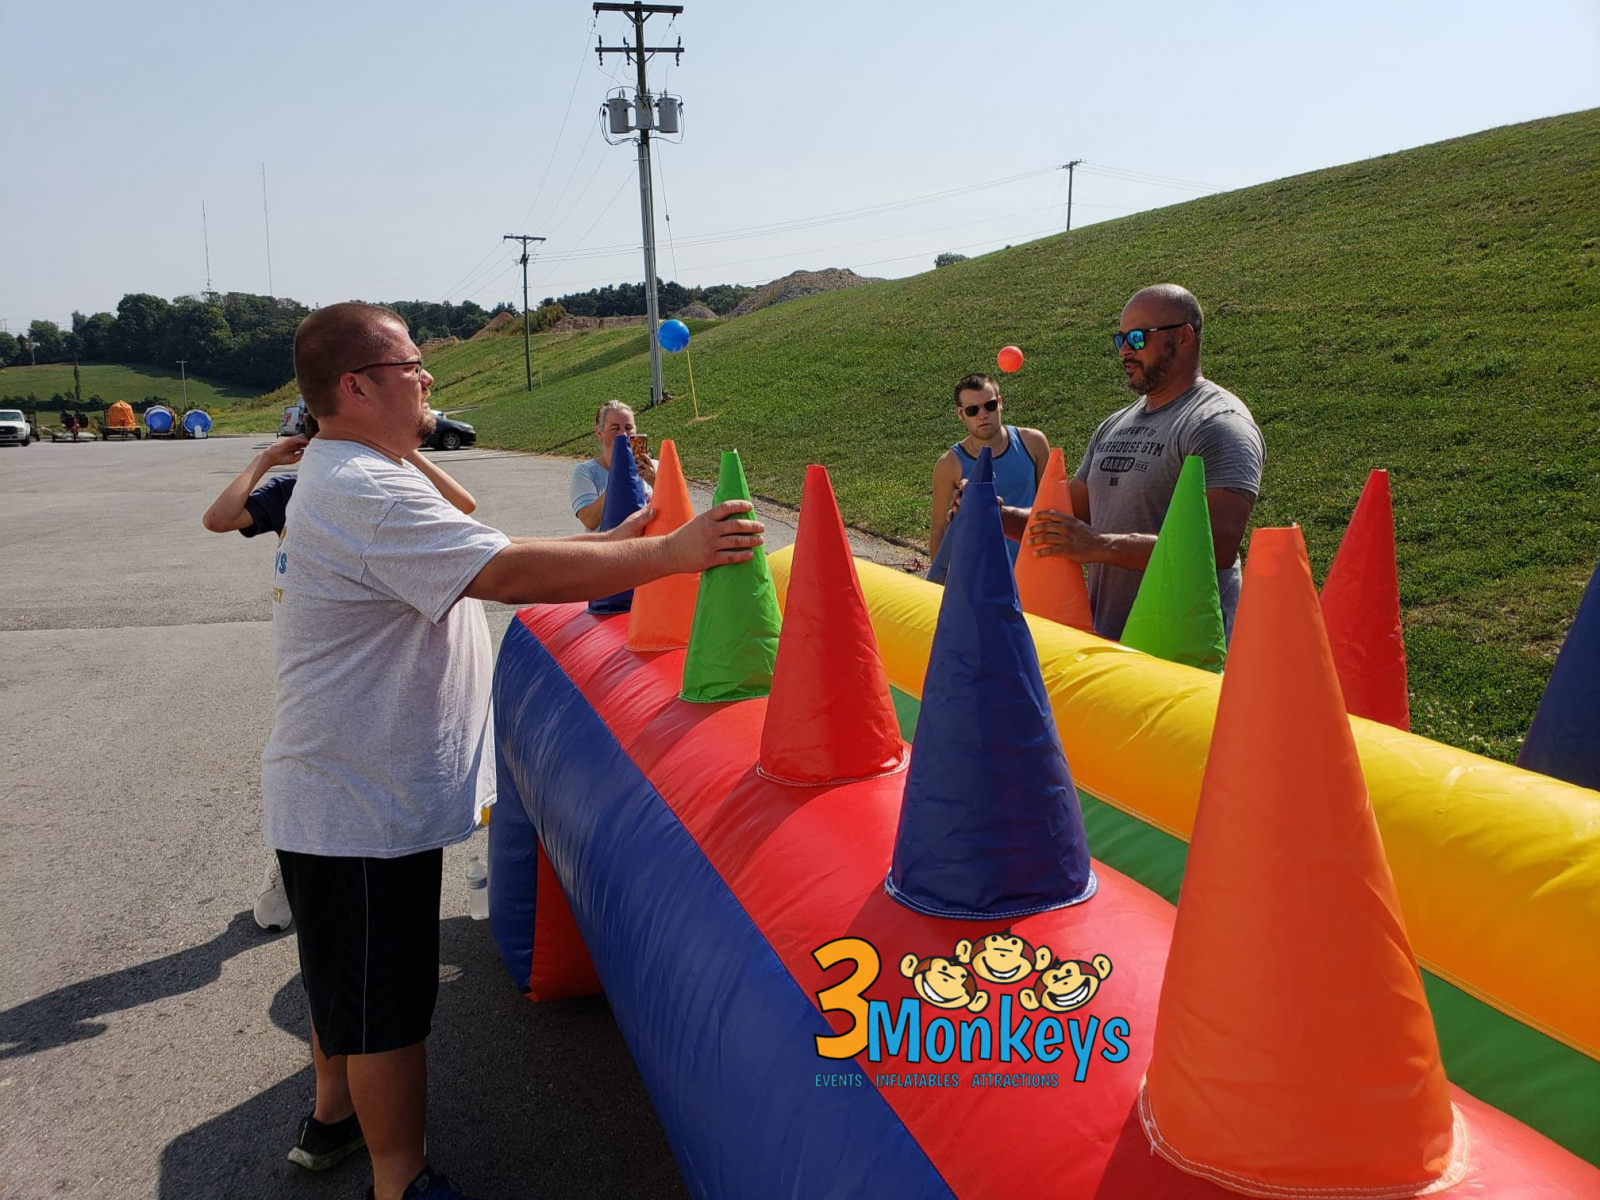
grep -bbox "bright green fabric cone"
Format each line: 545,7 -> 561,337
679,450 -> 783,702
1120,455 -> 1227,673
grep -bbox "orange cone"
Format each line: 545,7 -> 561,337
758,465 -> 906,785
1139,526 -> 1466,1197
1320,469 -> 1409,730
626,440 -> 700,652
1014,448 -> 1094,632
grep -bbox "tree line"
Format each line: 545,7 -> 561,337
0,293 -> 516,390
543,280 -> 753,318
1,278 -> 755,392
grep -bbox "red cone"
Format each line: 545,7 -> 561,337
1320,469 -> 1409,730
758,465 -> 906,786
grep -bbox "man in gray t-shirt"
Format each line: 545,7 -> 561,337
1026,284 -> 1264,641
265,303 -> 763,1200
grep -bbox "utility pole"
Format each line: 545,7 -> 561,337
202,202 -> 213,294
177,359 -> 189,407
596,2 -> 683,409
1062,159 -> 1085,231
261,164 -> 275,297
503,234 -> 547,391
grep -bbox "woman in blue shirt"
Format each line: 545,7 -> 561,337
570,400 -> 657,529
926,373 -> 1050,584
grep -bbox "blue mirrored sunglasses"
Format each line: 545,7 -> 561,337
1113,323 -> 1188,352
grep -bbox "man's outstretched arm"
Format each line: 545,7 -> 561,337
463,501 -> 763,605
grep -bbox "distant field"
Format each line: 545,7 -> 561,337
0,362 -> 259,413
406,109 -> 1600,763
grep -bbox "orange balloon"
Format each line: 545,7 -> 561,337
997,345 -> 1024,372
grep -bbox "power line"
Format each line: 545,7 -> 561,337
514,18 -> 600,230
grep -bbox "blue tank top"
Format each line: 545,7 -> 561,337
926,426 -> 1040,584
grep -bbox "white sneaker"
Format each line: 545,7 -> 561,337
254,859 -> 293,931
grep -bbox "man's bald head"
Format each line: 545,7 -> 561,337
294,302 -> 408,418
1125,284 -> 1203,345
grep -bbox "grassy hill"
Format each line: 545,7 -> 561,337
0,362 -> 260,414
237,110 -> 1600,762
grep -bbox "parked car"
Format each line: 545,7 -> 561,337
0,409 -> 31,447
424,411 -> 476,451
278,398 -> 309,437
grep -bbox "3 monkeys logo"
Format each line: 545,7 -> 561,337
811,933 -> 1129,1089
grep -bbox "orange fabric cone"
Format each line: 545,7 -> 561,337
1014,448 -> 1094,632
626,440 -> 700,652
1139,526 -> 1465,1198
758,465 -> 906,785
1320,469 -> 1409,730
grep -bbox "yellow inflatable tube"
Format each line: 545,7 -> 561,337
769,548 -> 1600,1063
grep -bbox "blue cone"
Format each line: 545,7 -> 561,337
887,453 -> 1097,919
588,436 -> 649,614
925,441 -> 996,586
1518,558 -> 1600,790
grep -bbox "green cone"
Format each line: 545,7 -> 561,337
679,450 -> 783,702
1120,455 -> 1227,673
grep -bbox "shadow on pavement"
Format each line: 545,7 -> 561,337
157,916 -> 688,1200
0,910 -> 271,1059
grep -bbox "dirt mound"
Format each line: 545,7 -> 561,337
726,268 -> 881,318
419,335 -> 459,354
470,312 -> 523,339
672,302 -> 718,321
548,314 -> 649,333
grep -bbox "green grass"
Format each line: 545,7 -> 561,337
406,109 -> 1600,764
0,362 -> 259,414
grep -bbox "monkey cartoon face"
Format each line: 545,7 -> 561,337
966,931 -> 1052,986
1020,955 -> 1112,1013
899,953 -> 988,1012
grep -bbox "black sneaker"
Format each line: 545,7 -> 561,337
365,1165 -> 477,1199
286,1111 -> 365,1171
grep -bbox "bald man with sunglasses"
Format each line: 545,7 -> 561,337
1022,284 -> 1264,641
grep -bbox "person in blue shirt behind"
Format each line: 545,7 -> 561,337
570,400 -> 656,530
925,372 -> 1050,584
201,417 -> 478,934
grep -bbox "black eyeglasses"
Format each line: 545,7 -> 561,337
961,398 -> 1000,417
350,358 -> 425,376
1113,324 -> 1188,352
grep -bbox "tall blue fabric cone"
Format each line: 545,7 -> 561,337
887,467 -> 1097,919
925,445 -> 997,585
1518,557 -> 1600,790
588,438 -> 649,614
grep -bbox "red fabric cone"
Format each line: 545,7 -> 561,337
1321,469 -> 1409,730
758,465 -> 906,785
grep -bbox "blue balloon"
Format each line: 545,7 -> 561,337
658,319 -> 690,353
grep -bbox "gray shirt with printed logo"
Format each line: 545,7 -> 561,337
261,440 -> 511,858
1073,378 -> 1265,642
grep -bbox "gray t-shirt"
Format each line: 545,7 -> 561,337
261,440 -> 511,858
1073,378 -> 1264,642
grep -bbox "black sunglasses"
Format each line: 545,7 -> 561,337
350,358 -> 425,376
960,398 -> 1000,417
1113,324 -> 1188,352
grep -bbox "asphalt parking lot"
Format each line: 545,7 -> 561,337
0,436 -> 909,1199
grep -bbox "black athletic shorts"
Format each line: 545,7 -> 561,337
277,847 -> 443,1057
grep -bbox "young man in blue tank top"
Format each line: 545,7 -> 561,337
926,372 -> 1049,584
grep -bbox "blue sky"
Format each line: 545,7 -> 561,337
2,0 -> 1597,329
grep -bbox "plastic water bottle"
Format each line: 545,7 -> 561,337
466,854 -> 489,921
